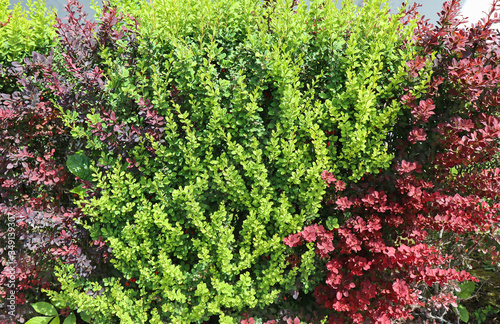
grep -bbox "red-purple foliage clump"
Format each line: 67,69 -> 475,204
0,1 -> 135,321
285,0 -> 500,323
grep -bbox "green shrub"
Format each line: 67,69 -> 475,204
0,0 -> 56,93
46,0 -> 420,322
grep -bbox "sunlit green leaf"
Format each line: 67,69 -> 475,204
25,316 -> 54,324
457,281 -> 475,299
31,302 -> 57,316
66,151 -> 91,181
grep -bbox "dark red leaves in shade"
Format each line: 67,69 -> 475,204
263,90 -> 272,99
0,1 -> 133,320
321,170 -> 346,192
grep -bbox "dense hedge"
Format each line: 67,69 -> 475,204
1,0 -> 499,323
0,0 -> 56,93
0,1 -> 113,323
43,0 -> 422,322
286,1 -> 500,323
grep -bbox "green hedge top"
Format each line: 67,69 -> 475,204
0,0 -> 56,65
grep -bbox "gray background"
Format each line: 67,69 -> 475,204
6,0 -> 496,26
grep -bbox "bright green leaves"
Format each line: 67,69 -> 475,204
0,0 -> 56,67
26,301 -> 77,324
31,302 -> 58,316
329,0 -> 421,180
326,216 -> 339,230
25,317 -> 56,324
50,0 -> 423,322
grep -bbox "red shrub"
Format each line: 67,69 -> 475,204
286,0 -> 500,322
0,1 -> 131,321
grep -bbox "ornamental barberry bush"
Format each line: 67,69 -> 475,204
0,1 -> 65,322
0,1 -> 123,322
42,0 -> 423,322
285,0 -> 500,323
0,0 -> 57,93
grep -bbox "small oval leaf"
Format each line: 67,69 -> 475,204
458,305 -> 470,322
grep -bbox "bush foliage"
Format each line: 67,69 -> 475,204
285,0 -> 500,323
0,0 -> 56,93
0,1 -> 114,322
42,0 -> 421,322
1,0 -> 499,323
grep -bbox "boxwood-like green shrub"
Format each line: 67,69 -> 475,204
0,0 -> 56,93
46,0 -> 423,322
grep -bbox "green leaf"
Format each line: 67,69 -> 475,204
66,151 -> 92,181
326,216 -> 339,230
25,316 -> 54,324
458,305 -> 470,322
79,310 -> 92,323
49,316 -> 60,324
31,302 -> 58,316
121,68 -> 129,78
63,313 -> 76,324
70,184 -> 87,197
52,300 -> 66,309
457,281 -> 475,299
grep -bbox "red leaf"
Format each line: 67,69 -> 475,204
408,127 -> 427,144
392,279 -> 409,297
283,233 -> 302,247
411,98 -> 435,123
